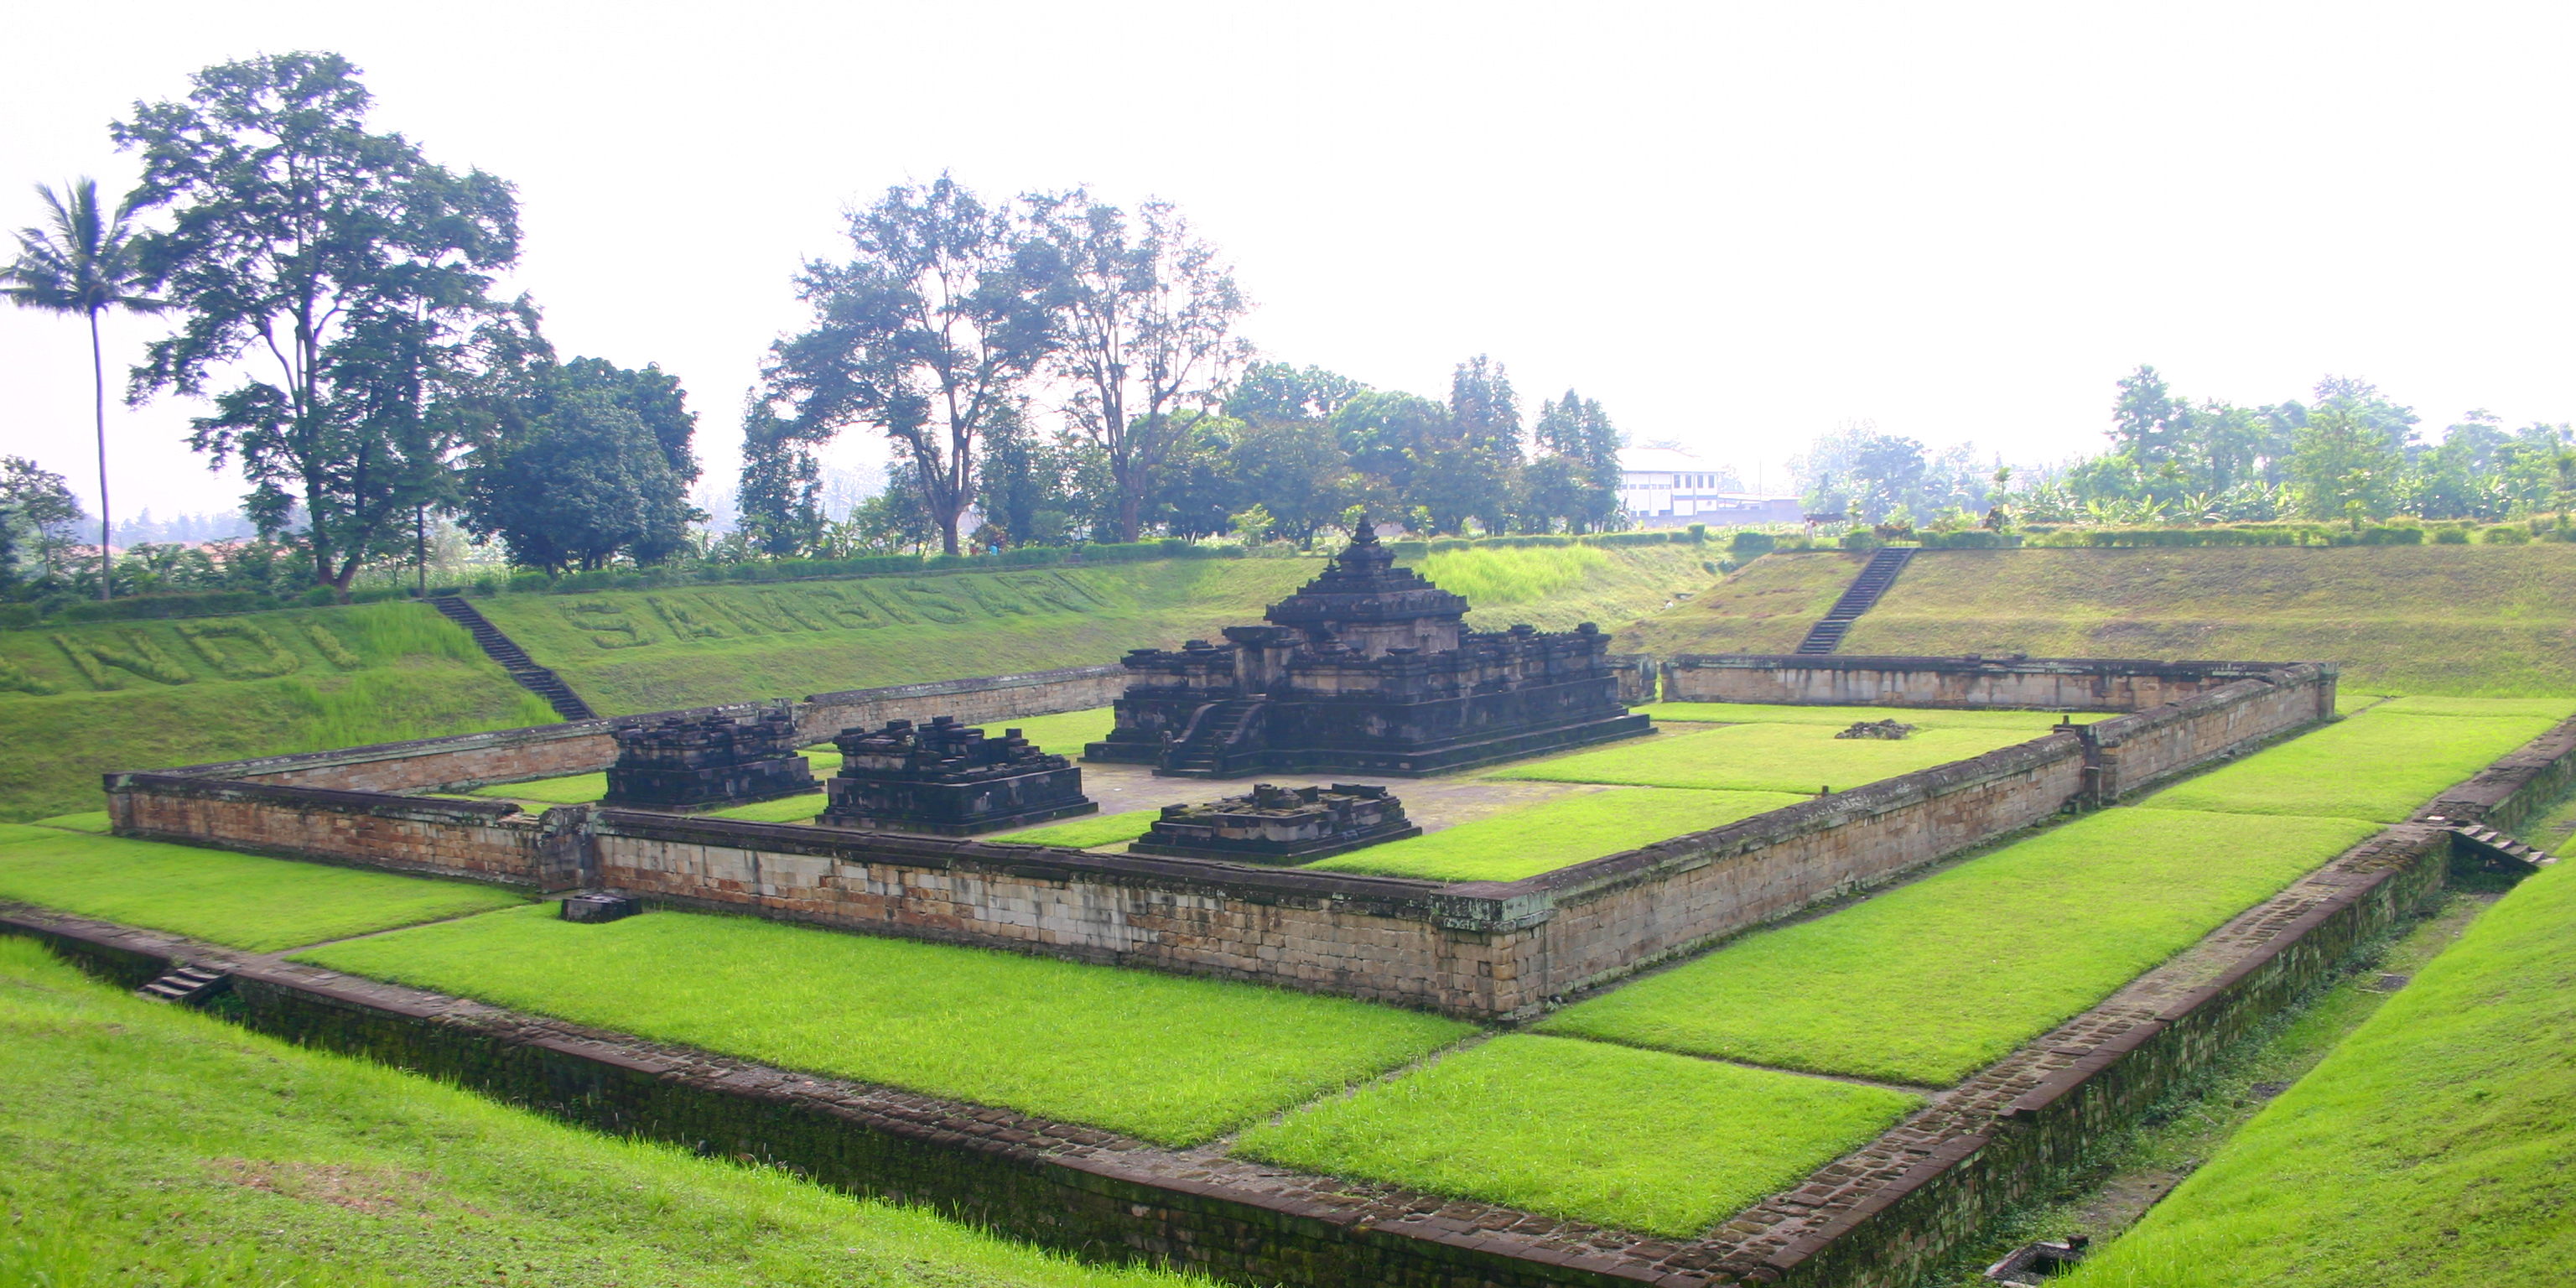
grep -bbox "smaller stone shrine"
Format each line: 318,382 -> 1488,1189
819,715 -> 1096,836
600,704 -> 816,810
1128,782 -> 1420,865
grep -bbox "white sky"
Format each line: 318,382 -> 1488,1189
3,0 -> 2573,520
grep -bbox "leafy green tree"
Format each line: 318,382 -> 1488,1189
2312,376 -> 2419,455
761,176 -> 1052,556
1226,416 -> 1349,545
1027,190 -> 1247,542
0,457 -> 86,583
117,52 -> 520,599
3,178 -> 164,600
1153,411 -> 1245,540
1225,361 -> 1366,422
2288,408 -> 2405,528
1531,389 -> 1623,531
463,359 -> 699,570
975,402 -> 1052,548
1329,391 -> 1448,496
736,403 -> 823,557
2111,365 -> 2189,465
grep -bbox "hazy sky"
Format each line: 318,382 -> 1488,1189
4,1 -> 2572,521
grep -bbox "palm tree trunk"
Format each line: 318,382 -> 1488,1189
89,308 -> 110,601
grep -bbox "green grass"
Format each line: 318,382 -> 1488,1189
1636,702 -> 2111,730
0,600 -> 557,823
702,792 -> 828,823
1003,808 -> 1161,848
2366,694 -> 2575,720
2137,707 -> 2561,823
293,905 -> 1475,1145
2060,863 -> 2576,1288
0,831 -> 526,953
1493,722 -> 2040,795
30,811 -> 109,833
1001,705 -> 1119,755
470,770 -> 607,804
1537,808 -> 2380,1085
1233,1034 -> 1919,1237
1616,550 -> 1866,655
0,936 -> 1210,1288
1306,787 -> 1804,883
1807,545 -> 2576,697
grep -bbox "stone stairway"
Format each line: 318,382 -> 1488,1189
2444,823 -> 2559,874
138,963 -> 230,1005
1159,699 -> 1266,776
428,595 -> 599,721
1794,546 -> 1918,655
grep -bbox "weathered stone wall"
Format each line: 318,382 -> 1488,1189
2081,664 -> 2337,802
1496,735 -> 2090,1005
799,665 -> 1128,745
1603,652 -> 1658,704
106,774 -> 583,889
1662,653 -> 2324,711
584,813 -> 1519,1012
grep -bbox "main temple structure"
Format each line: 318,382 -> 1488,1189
1086,527 -> 1649,776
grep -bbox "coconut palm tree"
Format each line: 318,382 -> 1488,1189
3,179 -> 163,600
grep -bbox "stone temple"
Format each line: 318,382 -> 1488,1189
1130,782 -> 1420,864
820,715 -> 1097,835
601,704 -> 817,810
1086,527 -> 1650,776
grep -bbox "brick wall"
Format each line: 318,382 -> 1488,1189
1662,654 -> 2320,711
106,773 -> 579,888
2082,665 -> 2335,802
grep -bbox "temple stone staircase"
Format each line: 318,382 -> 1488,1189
428,595 -> 599,721
1160,699 -> 1267,777
1794,546 -> 1918,656
2444,823 -> 2560,875
138,963 -> 231,1005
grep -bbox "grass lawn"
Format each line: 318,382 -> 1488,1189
1635,702 -> 2111,730
0,937 -> 1209,1288
0,831 -> 525,953
1817,546 -> 2576,697
1002,705 -> 1118,756
471,751 -> 846,809
2366,694 -> 2575,720
30,810 -> 109,833
2060,864 -> 2576,1288
1002,807 -> 1161,849
703,792 -> 828,823
1306,787 -> 1804,883
1538,808 -> 2380,1085
1493,722 -> 2040,795
1615,551 -> 1865,656
294,905 -> 1474,1145
2137,707 -> 2561,823
1233,1034 -> 1919,1237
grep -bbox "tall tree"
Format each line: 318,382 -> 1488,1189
0,457 -> 86,583
1224,361 -> 1365,423
736,402 -> 823,557
1029,190 -> 1248,543
1448,354 -> 1523,462
2111,365 -> 2188,465
761,176 -> 1050,555
1531,388 -> 1623,531
3,178 -> 164,599
461,354 -> 700,571
117,52 -> 520,598
2288,408 -> 2405,528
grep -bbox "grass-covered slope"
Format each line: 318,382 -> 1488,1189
1538,807 -> 2379,1085
0,937 -> 1208,1288
296,905 -> 1473,1145
1616,550 -> 1864,656
1233,1034 -> 1919,1237
2062,862 -> 2576,1288
0,600 -> 556,822
1826,546 -> 2576,695
480,546 -> 1722,717
0,827 -> 527,952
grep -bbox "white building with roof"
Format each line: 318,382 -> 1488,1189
1617,447 -> 1804,527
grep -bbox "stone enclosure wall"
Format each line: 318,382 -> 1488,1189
1663,653 -> 2314,711
104,656 -> 2335,1015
